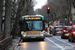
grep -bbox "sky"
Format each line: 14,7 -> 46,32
34,0 -> 47,11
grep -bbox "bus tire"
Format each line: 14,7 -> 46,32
23,39 -> 26,42
41,39 -> 44,41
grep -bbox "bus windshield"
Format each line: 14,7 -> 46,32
21,21 -> 43,31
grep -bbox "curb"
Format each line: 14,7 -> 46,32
13,37 -> 21,50
8,37 -> 20,50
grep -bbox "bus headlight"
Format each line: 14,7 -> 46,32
21,32 -> 23,34
40,34 -> 44,36
21,31 -> 26,35
23,35 -> 26,37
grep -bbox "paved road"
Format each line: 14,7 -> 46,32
15,36 -> 75,50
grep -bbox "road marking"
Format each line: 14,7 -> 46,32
53,36 -> 75,47
46,38 -> 65,50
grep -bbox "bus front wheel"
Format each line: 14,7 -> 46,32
41,39 -> 44,41
23,39 -> 26,42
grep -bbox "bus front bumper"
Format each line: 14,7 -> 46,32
21,35 -> 45,39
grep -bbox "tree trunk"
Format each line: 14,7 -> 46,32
4,0 -> 12,38
0,0 -> 3,40
15,0 -> 24,36
12,0 -> 34,38
11,0 -> 23,38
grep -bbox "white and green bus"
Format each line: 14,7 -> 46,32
19,15 -> 46,41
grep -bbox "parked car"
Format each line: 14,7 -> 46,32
53,26 -> 63,35
61,26 -> 73,39
68,26 -> 75,42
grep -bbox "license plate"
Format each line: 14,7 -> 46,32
31,37 -> 36,38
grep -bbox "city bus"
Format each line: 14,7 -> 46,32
19,15 -> 45,41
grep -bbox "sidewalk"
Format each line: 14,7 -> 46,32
9,37 -> 20,50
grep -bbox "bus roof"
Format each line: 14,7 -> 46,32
22,15 -> 44,18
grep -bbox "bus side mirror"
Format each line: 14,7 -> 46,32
19,20 -> 24,25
